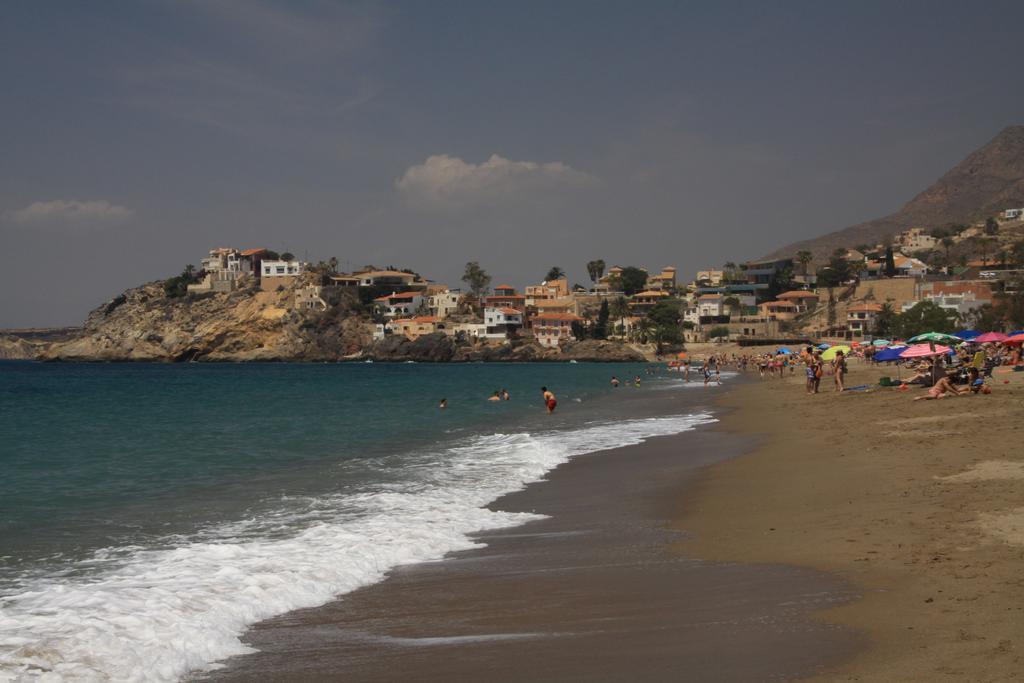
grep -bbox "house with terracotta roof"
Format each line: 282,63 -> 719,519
532,313 -> 583,348
483,285 -> 527,311
775,290 -> 820,312
646,266 -> 677,291
374,291 -> 426,318
846,302 -> 884,337
630,290 -> 670,313
862,253 -> 928,278
483,307 -> 524,339
903,281 -> 993,318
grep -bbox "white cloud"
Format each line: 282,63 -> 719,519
396,154 -> 597,208
7,199 -> 134,226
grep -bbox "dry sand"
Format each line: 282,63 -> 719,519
679,360 -> 1024,681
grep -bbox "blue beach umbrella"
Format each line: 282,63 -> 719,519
817,343 -> 831,350
873,346 -> 908,362
954,330 -> 981,340
777,347 -> 793,355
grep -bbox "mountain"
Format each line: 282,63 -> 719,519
765,125 -> 1024,260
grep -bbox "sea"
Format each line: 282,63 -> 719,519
0,361 -> 724,681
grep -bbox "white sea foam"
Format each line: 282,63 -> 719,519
0,412 -> 715,682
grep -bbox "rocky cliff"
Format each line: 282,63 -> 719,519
28,279 -> 646,363
37,279 -> 372,362
766,125 -> 1024,261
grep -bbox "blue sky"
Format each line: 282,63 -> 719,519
3,1 -> 1024,326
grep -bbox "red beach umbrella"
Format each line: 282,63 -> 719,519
975,332 -> 1009,343
1006,333 -> 1024,343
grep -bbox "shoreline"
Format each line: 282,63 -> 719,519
197,378 -> 859,682
679,363 -> 1024,680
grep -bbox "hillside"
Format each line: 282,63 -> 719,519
765,125 -> 1024,260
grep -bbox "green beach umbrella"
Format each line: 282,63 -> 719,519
908,332 -> 960,344
872,339 -> 891,347
820,345 -> 851,360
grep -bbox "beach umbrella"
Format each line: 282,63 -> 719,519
975,332 -> 1009,343
874,346 -> 908,362
777,347 -> 793,355
908,332 -> 961,344
899,344 -> 952,358
1009,330 -> 1024,336
820,345 -> 851,360
1007,333 -> 1024,343
872,339 -> 891,347
817,343 -> 831,350
954,330 -> 981,340
676,352 -> 687,359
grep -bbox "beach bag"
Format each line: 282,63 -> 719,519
814,366 -> 822,379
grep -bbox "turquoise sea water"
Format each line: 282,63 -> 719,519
0,361 -> 719,680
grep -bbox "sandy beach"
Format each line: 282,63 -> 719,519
680,359 -> 1024,681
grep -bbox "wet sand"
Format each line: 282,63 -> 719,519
199,385 -> 858,682
680,362 -> 1024,681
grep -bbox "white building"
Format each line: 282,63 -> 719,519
262,260 -> 303,278
1004,208 -> 1023,220
429,290 -> 461,319
532,313 -> 582,348
696,294 -> 727,318
483,307 -> 524,339
374,291 -> 425,318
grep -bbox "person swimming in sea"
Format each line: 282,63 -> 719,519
439,398 -> 447,409
541,386 -> 557,413
488,391 -> 501,401
611,376 -> 620,387
501,388 -> 511,401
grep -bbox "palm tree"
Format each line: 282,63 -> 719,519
978,237 -> 995,266
940,237 -> 954,268
632,317 -> 654,344
546,266 -> 565,281
586,259 -> 606,284
328,256 -> 338,274
796,250 -> 813,276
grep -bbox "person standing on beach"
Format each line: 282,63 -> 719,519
541,386 -> 557,413
833,350 -> 848,392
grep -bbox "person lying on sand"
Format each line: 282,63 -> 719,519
914,375 -> 968,401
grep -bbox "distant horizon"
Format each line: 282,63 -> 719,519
4,2 -> 1024,327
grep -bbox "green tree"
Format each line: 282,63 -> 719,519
594,299 -> 610,340
977,237 -> 996,266
796,250 -> 813,276
648,300 -> 682,333
546,266 -> 565,281
586,259 -> 606,284
280,252 -> 295,261
873,302 -> 898,337
328,257 -> 338,274
1012,240 -> 1024,268
816,249 -> 853,288
707,326 -> 730,339
984,217 -> 1000,236
461,261 -> 492,298
722,296 -> 741,316
896,300 -> 958,338
617,266 -> 648,295
883,246 -> 897,277
610,296 -> 629,337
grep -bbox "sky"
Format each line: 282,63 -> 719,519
3,0 -> 1024,327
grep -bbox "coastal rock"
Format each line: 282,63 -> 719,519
0,335 -> 42,360
558,339 -> 647,362
367,333 -> 456,362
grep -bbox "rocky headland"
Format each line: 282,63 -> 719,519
9,279 -> 646,363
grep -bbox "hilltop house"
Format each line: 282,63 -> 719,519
896,228 -> 937,252
483,307 -> 524,339
1004,208 -> 1023,220
387,316 -> 445,340
903,281 -> 993,318
483,285 -> 528,311
189,246 -> 265,293
353,269 -> 425,291
646,266 -> 677,291
374,291 -> 425,318
260,259 -> 304,291
533,313 -> 582,348
862,254 -> 928,278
